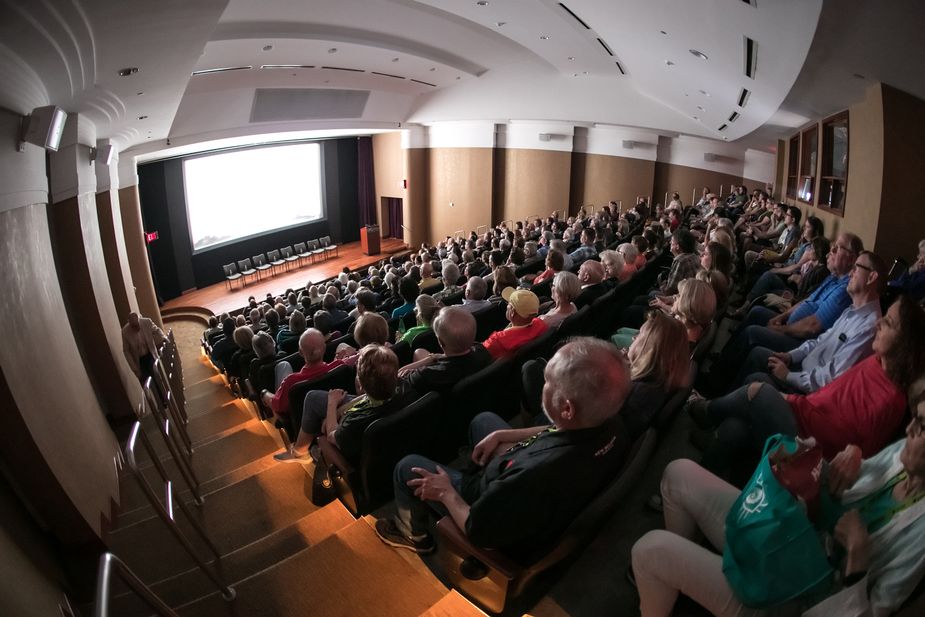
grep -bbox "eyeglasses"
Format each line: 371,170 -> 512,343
909,415 -> 925,437
852,262 -> 873,273
832,244 -> 857,255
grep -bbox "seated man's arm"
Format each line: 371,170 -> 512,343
408,466 -> 471,533
471,426 -> 550,466
776,314 -> 822,339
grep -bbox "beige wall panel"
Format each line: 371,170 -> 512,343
404,148 -> 429,247
570,153 -> 655,214
876,84 -> 925,263
49,194 -> 141,419
119,186 -> 163,327
373,132 -> 404,237
653,162 -> 743,207
498,148 -> 571,224
96,190 -> 137,323
0,203 -> 119,541
427,147 -> 493,241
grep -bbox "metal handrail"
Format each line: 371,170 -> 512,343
125,422 -> 235,601
95,552 -> 179,617
150,362 -> 192,453
138,390 -> 202,505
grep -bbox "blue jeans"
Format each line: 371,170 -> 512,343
393,412 -> 510,538
747,270 -> 788,303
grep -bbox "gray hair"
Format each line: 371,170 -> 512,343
552,271 -> 581,303
466,275 -> 487,300
618,242 -> 638,263
252,331 -> 276,359
433,306 -> 477,354
441,262 -> 460,286
544,337 -> 631,427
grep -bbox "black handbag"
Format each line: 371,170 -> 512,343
310,450 -> 337,506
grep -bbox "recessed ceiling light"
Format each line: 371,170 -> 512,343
477,0 -> 489,5
456,76 -> 461,80
327,48 -> 337,53
136,91 -> 144,96
392,57 -> 399,62
496,21 -> 506,27
573,73 -> 579,77
540,35 -> 550,40
852,73 -> 865,79
582,71 -> 588,75
118,67 -> 138,77
692,116 -> 699,120
262,44 -> 273,51
138,115 -> 148,120
698,89 -> 710,96
665,60 -> 675,66
659,30 -> 668,35
429,67 -> 436,71
689,49 -> 709,60
697,105 -> 705,111
568,56 -> 575,61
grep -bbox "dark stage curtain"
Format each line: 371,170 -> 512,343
386,198 -> 403,239
357,136 -> 377,227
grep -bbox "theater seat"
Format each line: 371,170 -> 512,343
319,392 -> 442,515
434,428 -> 657,613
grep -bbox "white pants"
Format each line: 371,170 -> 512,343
631,459 -> 800,617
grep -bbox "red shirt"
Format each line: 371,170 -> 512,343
533,268 -> 557,285
271,360 -> 343,415
619,263 -> 636,282
634,254 -> 647,270
786,355 -> 906,459
483,318 -> 548,360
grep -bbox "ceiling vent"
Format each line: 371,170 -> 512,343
597,38 -> 615,57
615,61 -> 626,75
371,72 -> 405,79
558,3 -> 591,29
737,88 -> 751,107
321,66 -> 364,72
728,111 -> 740,122
743,36 -> 757,79
191,65 -> 252,76
717,124 -> 728,131
410,79 -> 437,87
251,88 -> 370,122
741,0 -> 757,6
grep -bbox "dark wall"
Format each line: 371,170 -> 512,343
138,137 -> 361,299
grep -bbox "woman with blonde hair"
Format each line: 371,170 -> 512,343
540,271 -> 580,328
599,249 -> 627,287
612,278 -> 716,349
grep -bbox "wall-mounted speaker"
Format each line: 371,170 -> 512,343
538,133 -> 552,142
622,140 -> 635,149
96,144 -> 115,165
704,153 -> 718,162
22,105 -> 67,151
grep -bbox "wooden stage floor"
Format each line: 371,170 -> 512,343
161,237 -> 409,316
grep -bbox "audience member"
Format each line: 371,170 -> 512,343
574,260 -> 607,309
540,271 -> 580,328
399,295 -> 439,344
122,311 -> 167,382
482,288 -> 548,359
261,329 -> 343,420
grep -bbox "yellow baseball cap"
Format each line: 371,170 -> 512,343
501,287 -> 540,318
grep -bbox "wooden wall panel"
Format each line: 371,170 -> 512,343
404,148 -> 429,247
96,189 -> 137,323
427,148 -> 493,241
373,132 -> 404,236
876,84 -> 925,263
570,153 -> 655,214
653,162 -> 743,208
497,148 -> 571,223
0,203 -> 119,543
119,185 -> 163,327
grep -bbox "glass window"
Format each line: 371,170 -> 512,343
820,112 -> 849,213
798,126 -> 818,203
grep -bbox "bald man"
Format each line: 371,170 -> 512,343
574,260 -> 607,309
261,328 -> 342,419
375,338 -> 632,560
396,307 -> 491,395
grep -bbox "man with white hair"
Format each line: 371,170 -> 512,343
261,329 -> 342,420
433,261 -> 462,303
375,337 -> 632,558
122,311 -> 166,382
458,276 -> 491,313
420,261 -> 442,292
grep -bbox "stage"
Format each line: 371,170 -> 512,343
161,237 -> 410,316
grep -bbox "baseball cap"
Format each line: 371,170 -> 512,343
501,287 -> 539,318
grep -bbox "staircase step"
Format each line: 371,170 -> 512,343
177,518 -> 448,617
109,500 -> 356,615
420,590 -> 489,617
109,462 -> 318,582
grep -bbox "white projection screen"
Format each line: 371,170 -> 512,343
183,143 -> 324,252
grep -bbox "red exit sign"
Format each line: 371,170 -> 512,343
145,231 -> 159,243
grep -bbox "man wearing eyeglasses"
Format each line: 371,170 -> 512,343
706,232 -> 863,395
737,250 -> 887,393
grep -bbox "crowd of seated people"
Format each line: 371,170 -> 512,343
198,197 -> 925,616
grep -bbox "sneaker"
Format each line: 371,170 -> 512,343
273,448 -> 311,463
686,397 -> 713,430
374,518 -> 435,554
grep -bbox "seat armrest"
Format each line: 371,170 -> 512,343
435,517 -> 520,579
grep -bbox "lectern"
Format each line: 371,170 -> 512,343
361,225 -> 380,255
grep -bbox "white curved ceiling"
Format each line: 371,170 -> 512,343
1,0 -> 922,159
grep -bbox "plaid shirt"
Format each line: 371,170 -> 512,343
661,252 -> 700,295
